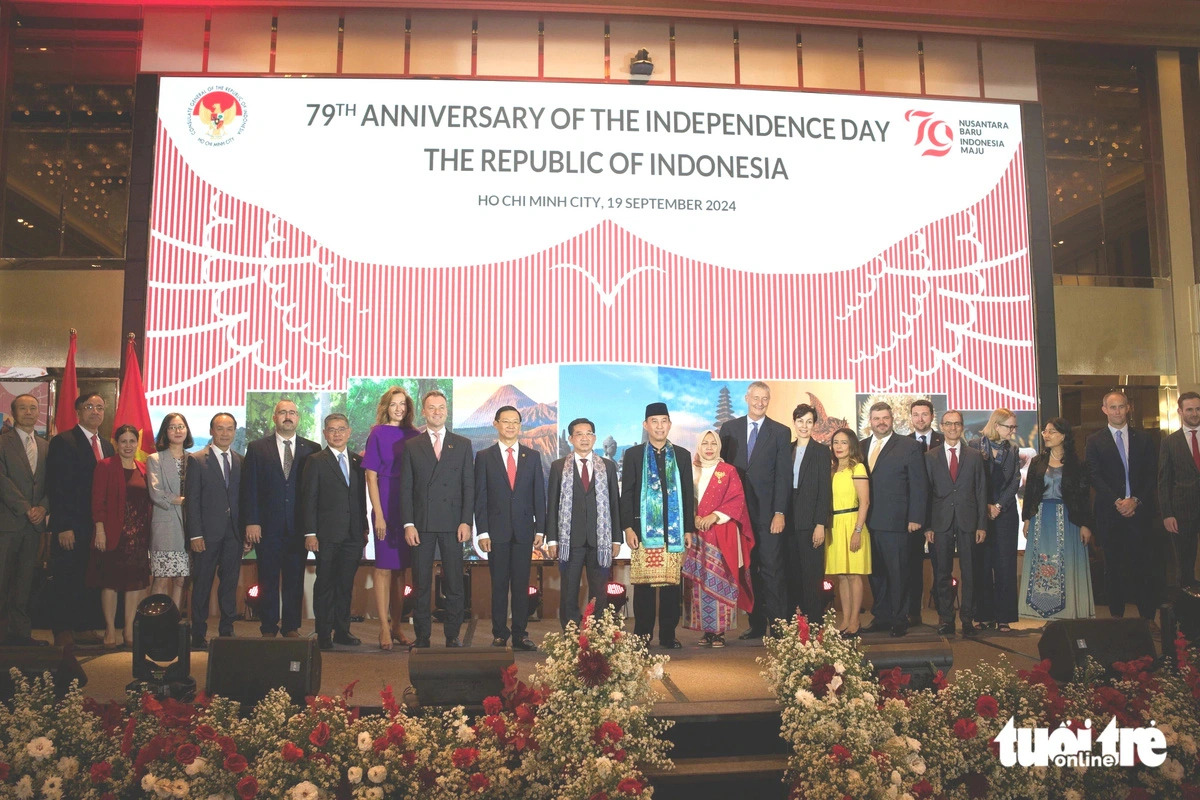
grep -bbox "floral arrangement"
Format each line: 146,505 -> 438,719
0,602 -> 672,800
762,610 -> 1200,800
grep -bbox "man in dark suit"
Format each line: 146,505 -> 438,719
546,418 -> 621,630
923,411 -> 987,638
784,403 -> 831,626
401,390 -> 474,648
241,399 -> 320,638
718,381 -> 791,639
300,413 -> 368,650
186,412 -> 243,649
622,402 -> 695,649
475,405 -> 545,651
860,401 -> 928,637
906,399 -> 943,627
46,391 -> 112,647
0,394 -> 50,646
1086,390 -> 1159,622
1160,391 -> 1200,588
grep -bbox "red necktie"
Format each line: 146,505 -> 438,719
91,434 -> 104,462
949,446 -> 959,482
1191,430 -> 1200,472
581,457 -> 591,492
506,447 -> 516,489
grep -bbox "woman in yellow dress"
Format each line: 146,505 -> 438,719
825,427 -> 871,636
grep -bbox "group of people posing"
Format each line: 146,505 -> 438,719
1,384 -> 1196,652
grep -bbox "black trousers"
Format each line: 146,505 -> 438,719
975,505 -> 1019,624
255,534 -> 307,635
191,532 -> 243,640
313,536 -> 360,639
1096,516 -> 1157,619
784,526 -> 827,626
559,542 -> 610,630
487,538 -> 534,640
50,528 -> 100,634
633,582 -> 680,644
746,519 -> 785,634
1173,521 -> 1199,588
412,531 -> 464,643
0,529 -> 40,639
905,530 -> 931,620
868,529 -> 910,628
932,528 -> 976,626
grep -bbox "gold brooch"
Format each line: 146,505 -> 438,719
715,471 -> 726,484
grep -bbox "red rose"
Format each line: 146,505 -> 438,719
218,736 -> 238,755
469,773 -> 490,792
617,778 -> 644,796
387,723 -> 406,744
373,736 -> 389,753
224,753 -> 249,773
452,747 -> 479,769
578,650 -> 612,687
975,695 -> 999,719
954,718 -> 979,740
515,703 -> 536,724
89,761 -> 111,783
0,762 -> 10,781
281,742 -> 304,762
830,744 -> 851,764
593,721 -> 625,744
194,724 -> 217,740
613,748 -> 627,762
175,743 -> 199,765
911,779 -> 934,798
482,696 -> 502,715
236,775 -> 259,799
308,721 -> 330,748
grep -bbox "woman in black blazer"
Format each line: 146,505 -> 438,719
1018,418 -> 1095,621
784,403 -> 833,626
969,408 -> 1023,632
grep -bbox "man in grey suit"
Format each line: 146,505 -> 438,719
300,413 -> 368,651
401,390 -> 474,648
860,402 -> 928,637
719,381 -> 791,639
923,411 -> 987,638
0,394 -> 50,646
185,413 -> 243,649
1160,391 -> 1200,588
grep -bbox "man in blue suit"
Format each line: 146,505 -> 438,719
240,399 -> 320,638
860,402 -> 929,637
186,413 -> 243,649
475,405 -> 545,651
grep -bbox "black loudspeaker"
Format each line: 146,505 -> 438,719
409,647 -> 514,707
206,638 -> 321,707
864,640 -> 954,691
0,646 -> 87,701
1038,617 -> 1156,683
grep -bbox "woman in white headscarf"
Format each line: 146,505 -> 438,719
681,430 -> 755,647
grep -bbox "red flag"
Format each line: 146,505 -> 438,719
54,329 -> 79,435
113,336 -> 155,462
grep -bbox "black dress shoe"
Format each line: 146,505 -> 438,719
512,638 -> 537,652
491,637 -> 508,647
191,638 -> 208,651
936,623 -> 955,637
737,629 -> 765,641
861,622 -> 889,634
889,625 -> 908,637
7,636 -> 48,647
661,640 -> 683,649
908,615 -> 924,628
410,639 -> 430,650
961,624 -> 979,638
333,633 -> 362,646
445,638 -> 462,648
318,636 -> 334,651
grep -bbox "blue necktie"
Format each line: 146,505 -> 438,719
1113,430 -> 1130,497
747,421 -> 759,461
221,450 -> 230,487
338,451 -> 349,486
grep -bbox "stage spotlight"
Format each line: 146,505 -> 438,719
127,594 -> 195,701
630,49 -> 654,83
1173,586 -> 1200,641
606,582 -> 628,611
401,584 -> 416,618
528,584 -> 543,617
821,578 -> 835,609
243,584 -> 261,621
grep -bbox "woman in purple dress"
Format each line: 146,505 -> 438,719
364,387 -> 420,650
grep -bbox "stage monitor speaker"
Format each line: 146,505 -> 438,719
409,647 -> 514,707
206,638 -> 321,707
864,640 -> 953,691
1038,617 -> 1156,683
0,645 -> 87,701
1173,587 -> 1200,641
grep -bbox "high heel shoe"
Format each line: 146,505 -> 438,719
379,631 -> 393,651
390,630 -> 412,647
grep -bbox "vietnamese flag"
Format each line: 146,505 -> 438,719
113,335 -> 155,462
54,329 -> 79,434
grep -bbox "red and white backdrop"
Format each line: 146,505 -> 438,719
145,77 -> 1036,421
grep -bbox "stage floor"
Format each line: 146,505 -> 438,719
32,608 -> 1096,707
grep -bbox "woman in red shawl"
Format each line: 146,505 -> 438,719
682,430 -> 755,647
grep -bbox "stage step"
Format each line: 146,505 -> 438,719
649,700 -> 789,799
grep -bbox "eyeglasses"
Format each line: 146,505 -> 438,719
167,425 -> 187,432
942,421 -> 964,428
997,423 -> 1018,430
82,404 -> 105,412
325,427 -> 350,434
